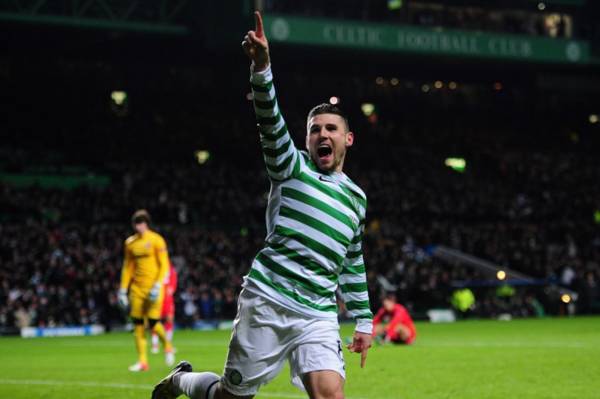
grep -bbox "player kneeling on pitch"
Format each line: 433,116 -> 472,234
152,11 -> 373,399
372,293 -> 416,345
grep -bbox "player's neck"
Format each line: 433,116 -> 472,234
334,156 -> 346,174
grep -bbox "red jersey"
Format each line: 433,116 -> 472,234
373,303 -> 416,344
164,264 -> 177,297
161,264 -> 177,317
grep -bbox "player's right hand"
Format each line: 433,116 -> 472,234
118,288 -> 129,309
347,331 -> 373,368
242,11 -> 270,71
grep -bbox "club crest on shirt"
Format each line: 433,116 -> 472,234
144,242 -> 152,250
227,369 -> 243,385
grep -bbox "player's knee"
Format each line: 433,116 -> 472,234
396,325 -> 411,341
311,390 -> 344,399
310,381 -> 344,399
131,317 -> 144,325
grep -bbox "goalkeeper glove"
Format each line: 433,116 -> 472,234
118,288 -> 129,309
149,282 -> 161,303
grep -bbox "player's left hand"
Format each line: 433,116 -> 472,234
347,331 -> 373,368
242,11 -> 270,71
149,282 -> 161,302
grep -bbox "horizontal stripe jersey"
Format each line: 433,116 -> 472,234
242,66 -> 373,334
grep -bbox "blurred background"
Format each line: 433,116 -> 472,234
1,0 -> 600,336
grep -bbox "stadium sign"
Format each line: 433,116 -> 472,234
265,14 -> 590,64
21,325 -> 105,338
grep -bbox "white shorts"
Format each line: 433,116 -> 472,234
221,289 -> 345,396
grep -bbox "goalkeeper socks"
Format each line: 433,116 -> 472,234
133,325 -> 148,365
173,372 -> 220,399
152,322 -> 172,352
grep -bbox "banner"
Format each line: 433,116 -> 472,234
264,14 -> 590,64
21,325 -> 105,338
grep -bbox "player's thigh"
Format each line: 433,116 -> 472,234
221,290 -> 291,397
147,299 -> 163,320
129,294 -> 146,319
161,297 -> 174,320
302,370 -> 344,399
394,323 -> 412,341
146,290 -> 164,320
289,319 -> 345,393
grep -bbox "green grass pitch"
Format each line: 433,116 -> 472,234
1,317 -> 599,398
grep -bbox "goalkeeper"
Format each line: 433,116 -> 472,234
118,209 -> 175,371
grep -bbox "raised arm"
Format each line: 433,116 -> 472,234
243,11 -> 300,181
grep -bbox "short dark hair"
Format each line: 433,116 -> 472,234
307,103 -> 350,131
131,209 -> 151,225
384,291 -> 397,301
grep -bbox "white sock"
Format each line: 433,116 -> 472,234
166,329 -> 173,342
173,371 -> 220,399
151,334 -> 159,347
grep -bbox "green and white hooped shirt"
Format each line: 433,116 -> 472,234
243,65 -> 373,334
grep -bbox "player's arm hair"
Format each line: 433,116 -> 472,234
120,245 -> 134,290
339,219 -> 373,334
251,66 -> 301,181
154,235 -> 170,285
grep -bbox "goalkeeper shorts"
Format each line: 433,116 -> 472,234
129,288 -> 164,320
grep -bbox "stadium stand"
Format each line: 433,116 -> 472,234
1,52 -> 599,331
1,1 -> 599,332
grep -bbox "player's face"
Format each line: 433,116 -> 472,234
133,221 -> 148,235
306,113 -> 353,173
383,298 -> 395,312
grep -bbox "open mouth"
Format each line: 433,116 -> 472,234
317,144 -> 333,159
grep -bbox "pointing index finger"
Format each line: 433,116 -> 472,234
254,11 -> 264,38
360,348 -> 368,368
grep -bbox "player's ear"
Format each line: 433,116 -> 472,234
345,131 -> 354,148
305,132 -> 310,150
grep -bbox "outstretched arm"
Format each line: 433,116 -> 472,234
243,11 -> 301,181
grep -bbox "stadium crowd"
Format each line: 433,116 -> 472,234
1,148 -> 598,329
1,57 -> 599,331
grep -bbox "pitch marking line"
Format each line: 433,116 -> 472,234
0,379 -> 369,399
419,342 -> 587,348
56,340 -> 590,349
58,339 -> 230,347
